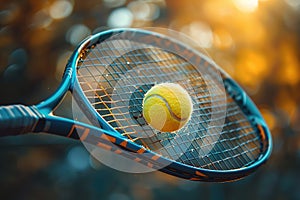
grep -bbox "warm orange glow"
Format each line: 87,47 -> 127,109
233,0 -> 259,13
49,0 -> 73,20
181,22 -> 213,48
235,49 -> 269,88
213,28 -> 234,50
275,91 -> 297,118
277,41 -> 300,85
1,1 -> 300,195
260,108 -> 276,130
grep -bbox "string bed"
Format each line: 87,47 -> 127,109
76,38 -> 262,170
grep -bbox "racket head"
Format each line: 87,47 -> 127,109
67,28 -> 272,181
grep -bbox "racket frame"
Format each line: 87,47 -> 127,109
0,28 -> 272,182
70,29 -> 272,181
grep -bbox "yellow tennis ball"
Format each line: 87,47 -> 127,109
142,83 -> 193,132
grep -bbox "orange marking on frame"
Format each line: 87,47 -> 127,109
120,140 -> 127,147
227,98 -> 234,103
257,125 -> 266,141
134,158 -> 141,162
114,149 -> 122,154
67,125 -> 77,137
194,56 -> 201,66
153,37 -> 162,46
190,177 -> 201,181
137,148 -> 146,154
189,52 -> 195,61
173,43 -> 181,53
195,171 -> 208,177
164,40 -> 172,48
147,162 -> 153,168
183,50 -> 192,60
97,142 -> 112,151
100,134 -> 116,143
151,155 -> 160,161
67,124 -> 86,138
204,61 -> 209,67
142,35 -> 153,43
80,128 -> 90,141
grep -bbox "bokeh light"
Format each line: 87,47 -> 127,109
32,9 -> 53,28
67,146 -> 90,171
107,8 -> 133,28
285,0 -> 300,9
103,0 -> 127,8
233,0 -> 259,12
49,0 -> 73,20
128,1 -> 160,21
66,24 -> 91,46
181,22 -> 213,48
213,28 -> 234,50
0,0 -> 300,199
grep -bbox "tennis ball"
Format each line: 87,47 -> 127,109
142,83 -> 193,132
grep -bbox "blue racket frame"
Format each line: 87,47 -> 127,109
0,28 -> 272,182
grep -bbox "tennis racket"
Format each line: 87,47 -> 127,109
0,28 -> 272,182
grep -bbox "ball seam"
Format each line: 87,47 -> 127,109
143,94 -> 188,122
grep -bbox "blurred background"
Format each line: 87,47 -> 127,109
0,0 -> 300,199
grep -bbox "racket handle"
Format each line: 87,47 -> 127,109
0,105 -> 42,136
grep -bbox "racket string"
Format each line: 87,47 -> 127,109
77,40 -> 262,170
